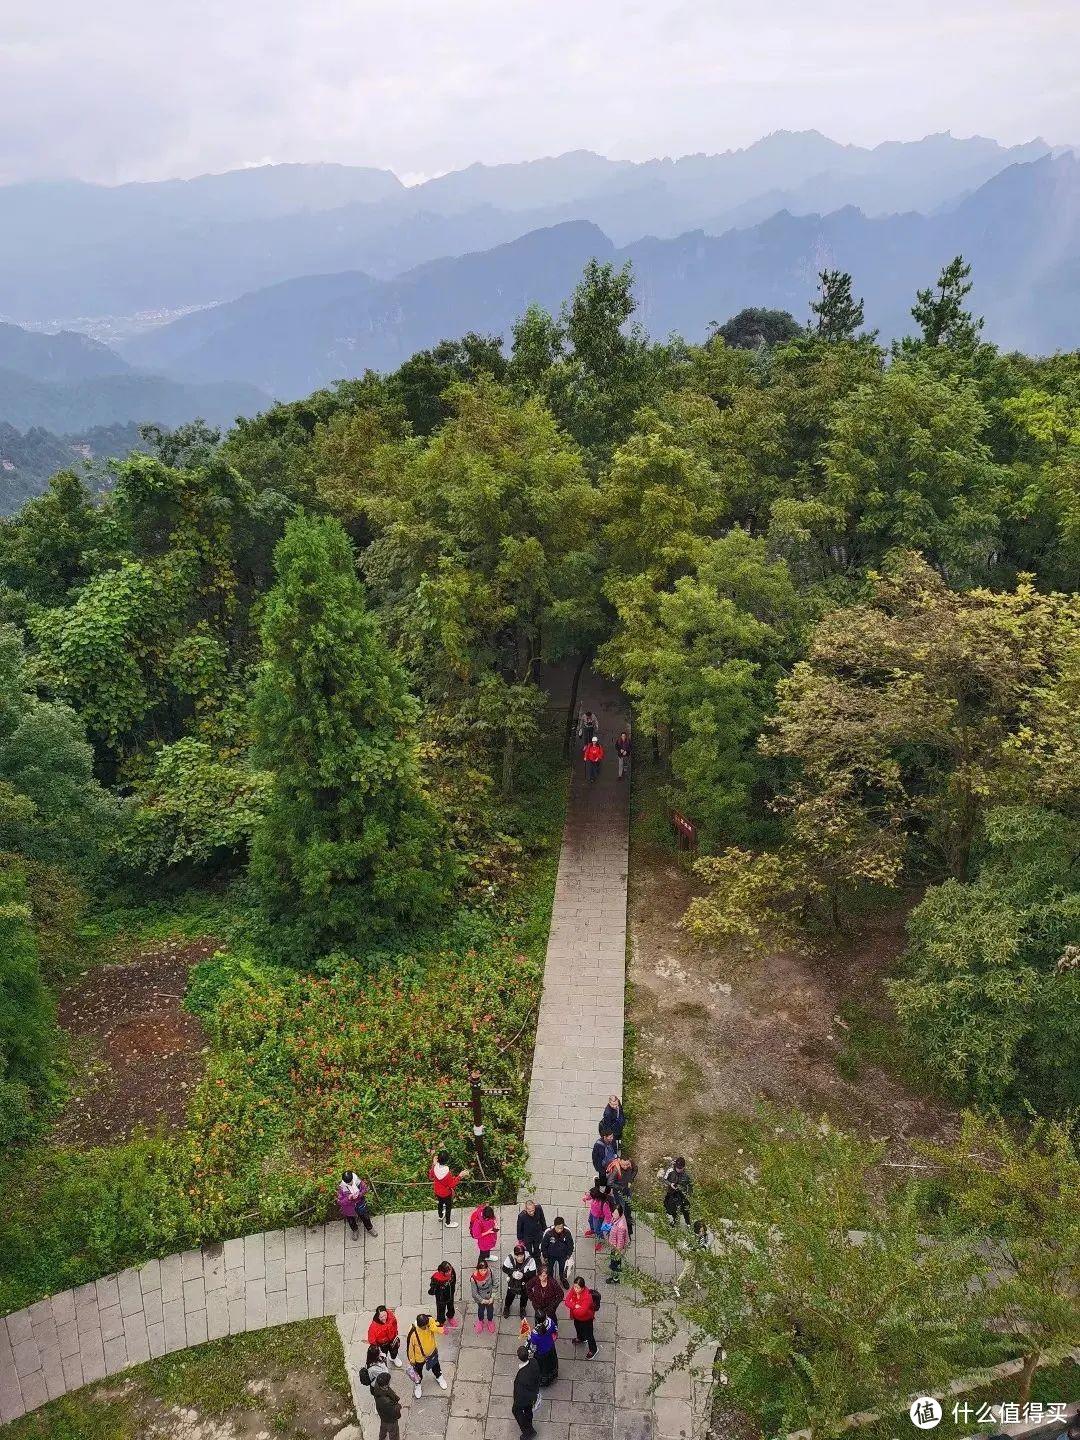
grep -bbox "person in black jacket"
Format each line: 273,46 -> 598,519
539,1215 -> 574,1287
502,1243 -> 536,1318
511,1343 -> 542,1436
591,1126 -> 616,1180
372,1373 -> 402,1440
516,1199 -> 547,1262
427,1261 -> 458,1327
601,1094 -> 626,1144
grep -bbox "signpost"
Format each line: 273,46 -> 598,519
670,810 -> 698,850
443,1069 -> 511,1174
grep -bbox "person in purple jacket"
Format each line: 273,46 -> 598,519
338,1170 -> 377,1239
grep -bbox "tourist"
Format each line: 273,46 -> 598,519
405,1312 -> 447,1399
367,1305 -> 403,1367
372,1372 -> 403,1440
578,709 -> 599,744
606,1153 -> 637,1237
502,1243 -> 536,1318
693,1219 -> 711,1249
523,1312 -> 559,1387
429,1149 -> 469,1227
601,1094 -> 626,1144
583,734 -> 604,782
607,1203 -> 629,1283
564,1276 -> 600,1358
337,1170 -> 377,1239
615,732 -> 631,780
540,1215 -> 574,1287
469,1202 -> 500,1261
516,1199 -> 547,1262
591,1125 -> 617,1181
358,1342 -> 390,1390
511,1342 -> 542,1437
526,1263 -> 564,1323
427,1260 -> 459,1329
470,1257 -> 498,1333
583,1182 -> 613,1251
662,1156 -> 693,1226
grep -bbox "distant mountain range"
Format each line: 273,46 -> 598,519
123,153 -> 1080,399
0,131 -> 1059,328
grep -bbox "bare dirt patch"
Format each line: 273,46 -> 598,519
626,839 -> 958,1182
55,938 -> 217,1146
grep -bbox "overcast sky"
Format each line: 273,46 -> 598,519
2,0 -> 1077,185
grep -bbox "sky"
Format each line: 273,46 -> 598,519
1,0 -> 1078,185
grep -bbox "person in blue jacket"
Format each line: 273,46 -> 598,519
523,1313 -> 559,1387
601,1094 -> 625,1146
591,1125 -> 616,1180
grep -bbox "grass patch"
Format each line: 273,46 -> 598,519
1,730 -> 568,1315
75,887 -> 242,962
857,1356 -> 1079,1440
5,1319 -> 352,1440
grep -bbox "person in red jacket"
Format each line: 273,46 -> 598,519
583,737 -> 604,783
563,1276 -> 599,1358
367,1305 -> 403,1367
429,1150 -> 469,1228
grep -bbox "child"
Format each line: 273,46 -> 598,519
337,1170 -> 377,1239
405,1313 -> 447,1400
693,1219 -> 711,1249
502,1243 -> 536,1318
564,1276 -> 599,1358
469,1202 -> 500,1261
429,1150 -> 469,1228
615,732 -> 631,780
583,735 -> 604,782
367,1305 -> 402,1366
427,1261 -> 458,1329
607,1203 -> 629,1283
583,1182 -> 613,1252
470,1257 -> 497,1333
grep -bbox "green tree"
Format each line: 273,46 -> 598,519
686,555 -> 1080,949
0,469 -> 104,608
390,333 -> 508,435
364,378 -> 595,790
891,806 -> 1080,1117
909,255 -> 984,353
249,514 -> 453,963
713,306 -> 802,350
809,269 -> 871,342
820,360 -> 1004,579
921,1113 -> 1080,1404
651,1110 -> 985,1440
0,864 -> 59,1145
0,624 -> 113,871
602,529 -> 803,845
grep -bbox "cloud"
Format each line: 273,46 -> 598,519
1,0 -> 1076,184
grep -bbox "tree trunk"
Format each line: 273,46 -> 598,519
563,649 -> 591,759
1017,1350 -> 1040,1407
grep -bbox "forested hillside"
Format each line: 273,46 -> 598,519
0,256 -> 1076,1427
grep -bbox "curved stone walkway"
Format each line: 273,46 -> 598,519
0,674 -> 702,1439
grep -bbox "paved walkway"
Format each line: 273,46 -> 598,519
0,673 -> 702,1439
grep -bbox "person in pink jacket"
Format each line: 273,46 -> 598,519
582,1182 -> 613,1252
469,1203 -> 500,1261
606,1203 -> 630,1283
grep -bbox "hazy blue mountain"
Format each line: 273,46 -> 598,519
126,222 -> 615,396
124,155 -> 1080,400
0,366 -> 268,433
0,322 -> 130,383
0,134 -> 1055,326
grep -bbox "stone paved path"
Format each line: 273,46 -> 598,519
0,673 -> 701,1439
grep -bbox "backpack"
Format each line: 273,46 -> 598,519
589,1288 -> 602,1312
357,1366 -> 372,1388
